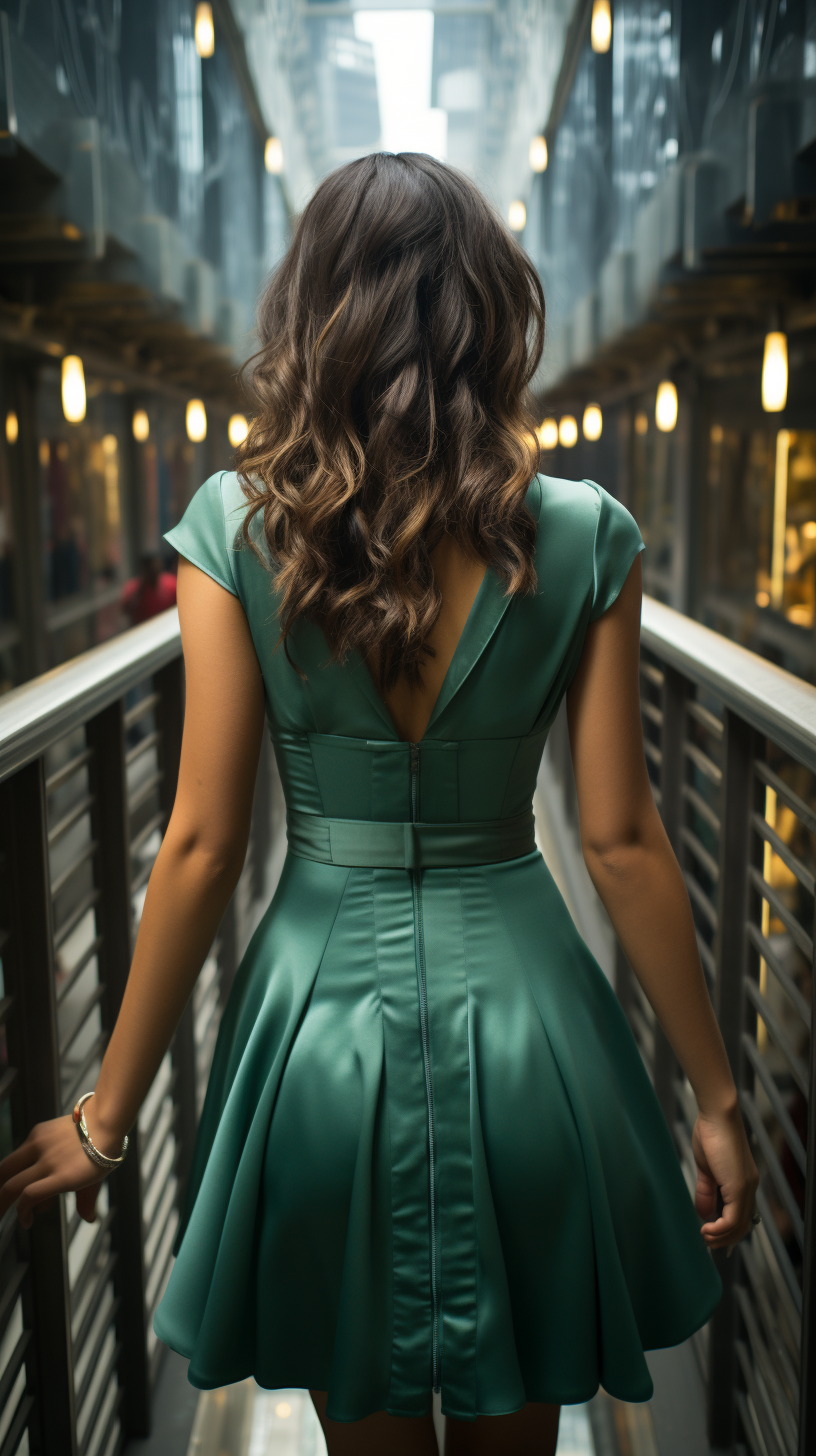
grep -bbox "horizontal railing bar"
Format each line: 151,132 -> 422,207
50,841 -> 98,901
680,826 -> 720,884
123,691 -> 160,730
46,748 -> 92,796
56,936 -> 104,1008
741,1244 -> 801,1392
686,699 -> 724,739
748,868 -> 813,961
53,889 -> 100,953
48,794 -> 95,850
128,770 -> 164,817
695,930 -> 716,982
641,700 -> 662,727
684,871 -> 718,931
739,1091 -> 805,1248
681,782 -> 721,836
744,978 -> 810,1100
62,1029 -> 109,1116
746,924 -> 811,1030
125,730 -> 161,770
0,1391 -> 34,1456
734,1336 -> 790,1456
748,1222 -> 802,1356
639,659 -> 664,687
755,760 -> 816,840
741,1034 -> 807,1177
72,1248 -> 117,1358
0,1329 -> 32,1423
130,811 -> 165,861
735,1285 -> 799,1456
755,1185 -> 803,1313
58,984 -> 106,1061
139,1071 -> 178,1155
641,597 -> 816,774
643,739 -> 662,768
131,857 -> 156,896
683,740 -> 723,787
83,1386 -> 124,1456
69,1208 -> 116,1315
0,609 -> 181,785
751,812 -> 815,897
0,1262 -> 27,1350
77,1338 -> 122,1456
74,1293 -> 122,1416
735,1387 -> 769,1456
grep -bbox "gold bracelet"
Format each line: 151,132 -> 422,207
72,1092 -> 129,1172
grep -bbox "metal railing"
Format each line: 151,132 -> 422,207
0,596 -> 813,1453
545,598 -> 815,1456
0,609 -> 284,1456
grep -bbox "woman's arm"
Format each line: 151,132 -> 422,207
566,554 -> 758,1253
0,557 -> 265,1227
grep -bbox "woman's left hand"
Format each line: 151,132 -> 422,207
0,1111 -> 117,1229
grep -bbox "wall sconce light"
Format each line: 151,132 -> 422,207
5,412 -> 18,444
264,136 -> 284,175
507,201 -> 527,232
558,415 -> 578,448
529,136 -> 548,173
186,399 -> 207,443
132,409 -> 150,442
582,403 -> 603,440
762,331 -> 788,413
591,0 -> 612,53
536,417 -> 558,449
61,356 -> 86,423
228,413 -> 249,446
195,3 -> 215,58
655,380 -> 677,432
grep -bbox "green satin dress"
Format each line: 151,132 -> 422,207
153,470 -> 722,1421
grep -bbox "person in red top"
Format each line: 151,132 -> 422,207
121,552 -> 177,626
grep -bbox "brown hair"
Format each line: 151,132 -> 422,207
236,151 -> 544,691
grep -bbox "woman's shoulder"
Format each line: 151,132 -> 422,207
531,472 -> 644,619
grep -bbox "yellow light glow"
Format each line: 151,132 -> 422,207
755,590 -> 770,607
582,403 -> 603,441
655,380 -> 677,433
770,429 -> 790,610
529,136 -> 548,173
762,331 -> 787,412
591,0 -> 612,53
802,519 -> 816,540
61,355 -> 86,423
275,1402 -> 292,1419
195,2 -> 214,58
132,409 -> 150,442
5,411 -> 18,444
634,410 -> 648,436
558,415 -> 578,448
102,433 -> 118,456
228,413 -> 249,447
186,399 -> 207,443
507,200 -> 527,232
710,423 -> 723,444
39,439 -> 50,467
536,417 -> 559,450
264,136 -> 284,175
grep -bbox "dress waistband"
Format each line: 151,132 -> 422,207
285,807 -> 536,869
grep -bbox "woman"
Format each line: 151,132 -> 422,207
0,154 -> 758,1456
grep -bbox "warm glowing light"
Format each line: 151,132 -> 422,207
770,429 -> 790,610
132,409 -> 150,442
186,399 -> 207,443
536,417 -> 559,450
5,412 -> 18,444
195,2 -> 214,57
582,404 -> 603,441
529,136 -> 548,173
634,410 -> 648,436
102,433 -> 118,456
228,413 -> 249,447
655,380 -> 677,433
61,355 -> 86,423
802,520 -> 816,541
710,423 -> 723,444
264,136 -> 284,174
762,331 -> 788,412
39,439 -> 50,467
755,590 -> 770,608
591,0 -> 612,53
507,200 -> 527,232
558,415 -> 578,448
275,1402 -> 292,1419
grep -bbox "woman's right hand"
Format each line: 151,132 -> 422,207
692,1100 -> 760,1254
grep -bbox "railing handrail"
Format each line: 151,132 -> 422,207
0,609 -> 181,785
1,596 -> 815,786
641,597 -> 816,772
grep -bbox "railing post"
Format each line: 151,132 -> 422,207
87,699 -> 151,1441
706,709 -> 756,1448
800,898 -> 816,1456
654,664 -> 685,1124
1,761 -> 77,1454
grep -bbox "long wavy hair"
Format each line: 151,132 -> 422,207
236,151 -> 545,691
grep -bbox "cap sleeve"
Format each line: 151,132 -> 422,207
163,473 -> 238,596
586,479 -> 645,622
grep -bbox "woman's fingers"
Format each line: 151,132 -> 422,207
75,1185 -> 100,1224
694,1165 -> 718,1222
16,1174 -> 69,1231
0,1137 -> 40,1188
0,1165 -> 46,1222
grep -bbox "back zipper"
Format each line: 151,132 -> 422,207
410,741 -> 441,1394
